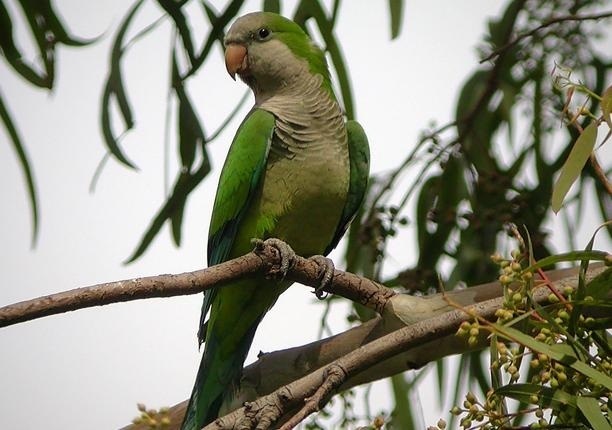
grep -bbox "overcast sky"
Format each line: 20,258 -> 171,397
1,1 -> 610,429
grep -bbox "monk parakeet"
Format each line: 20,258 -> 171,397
182,12 -> 369,429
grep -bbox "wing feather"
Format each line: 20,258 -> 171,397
198,108 -> 275,344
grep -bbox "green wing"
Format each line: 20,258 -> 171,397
324,120 -> 370,255
198,108 -> 275,344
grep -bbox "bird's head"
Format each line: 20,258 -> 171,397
224,12 -> 330,98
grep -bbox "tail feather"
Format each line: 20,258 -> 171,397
181,321 -> 261,430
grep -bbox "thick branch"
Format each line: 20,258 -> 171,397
0,241 -> 394,327
123,264 -> 608,430
204,264 -> 608,429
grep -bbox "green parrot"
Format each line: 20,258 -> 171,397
181,12 -> 369,429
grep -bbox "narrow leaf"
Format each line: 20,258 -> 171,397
157,0 -> 196,64
186,0 -> 245,79
126,160 -> 210,263
389,374 -> 416,430
0,91 -> 39,245
522,250 -> 608,273
100,0 -> 145,169
172,51 -> 206,171
0,1 -> 50,87
495,384 -> 578,412
35,0 -> 98,46
262,0 -> 280,13
491,323 -> 612,391
388,0 -> 403,39
551,121 -> 598,213
577,396 -> 610,430
601,85 -> 612,129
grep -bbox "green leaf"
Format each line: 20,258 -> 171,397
157,0 -> 196,64
387,0 -> 403,39
584,264 -> 612,301
601,84 -> 612,130
173,51 -> 206,171
551,121 -> 598,213
262,0 -> 280,13
495,383 -> 578,412
126,160 -> 210,263
491,323 -> 612,391
0,91 -> 39,245
577,396 -> 610,430
185,0 -> 245,79
2,0 -> 97,87
170,201 -> 185,246
100,0 -> 146,169
389,374 -> 416,430
32,0 -> 98,46
522,250 -> 609,273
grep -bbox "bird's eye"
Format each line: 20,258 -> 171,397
257,27 -> 270,40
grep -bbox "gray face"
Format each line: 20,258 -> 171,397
224,13 -> 309,96
224,12 -> 271,46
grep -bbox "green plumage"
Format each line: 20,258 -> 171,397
182,12 -> 369,430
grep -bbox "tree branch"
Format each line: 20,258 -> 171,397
480,11 -> 612,63
202,264 -> 608,429
120,264 -> 608,430
0,240 -> 395,328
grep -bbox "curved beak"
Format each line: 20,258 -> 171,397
224,43 -> 248,80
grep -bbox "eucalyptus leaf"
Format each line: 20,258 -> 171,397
0,91 -> 38,245
576,396 -> 610,430
100,0 -> 145,169
552,121 -> 598,213
388,0 -> 403,39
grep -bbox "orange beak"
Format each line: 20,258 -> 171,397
225,43 -> 248,80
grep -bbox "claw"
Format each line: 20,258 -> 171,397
252,238 -> 296,279
309,255 -> 335,299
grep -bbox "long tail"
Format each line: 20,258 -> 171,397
180,322 -> 259,430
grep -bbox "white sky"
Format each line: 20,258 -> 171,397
1,1 -> 610,429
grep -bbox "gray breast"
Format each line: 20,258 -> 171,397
260,74 -> 346,160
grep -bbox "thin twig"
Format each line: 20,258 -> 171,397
589,152 -> 612,195
480,11 -> 612,63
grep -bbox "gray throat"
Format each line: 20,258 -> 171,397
257,73 -> 346,160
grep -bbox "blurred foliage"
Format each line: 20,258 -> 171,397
2,0 -> 611,428
0,0 -> 96,243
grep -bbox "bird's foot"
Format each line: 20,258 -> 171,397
253,238 -> 296,280
309,255 -> 335,299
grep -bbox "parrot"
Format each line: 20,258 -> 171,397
181,11 -> 369,429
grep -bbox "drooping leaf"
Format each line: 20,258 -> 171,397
185,0 -> 245,79
387,0 -> 403,39
601,84 -> 612,130
172,51 -> 206,172
0,0 -> 95,88
21,0 -> 95,46
389,374 -> 416,430
0,91 -> 38,245
157,0 -> 197,64
126,159 -> 211,263
551,121 -> 598,213
100,0 -> 145,169
262,0 -> 280,13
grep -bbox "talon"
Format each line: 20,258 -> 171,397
309,255 -> 335,299
253,238 -> 296,279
